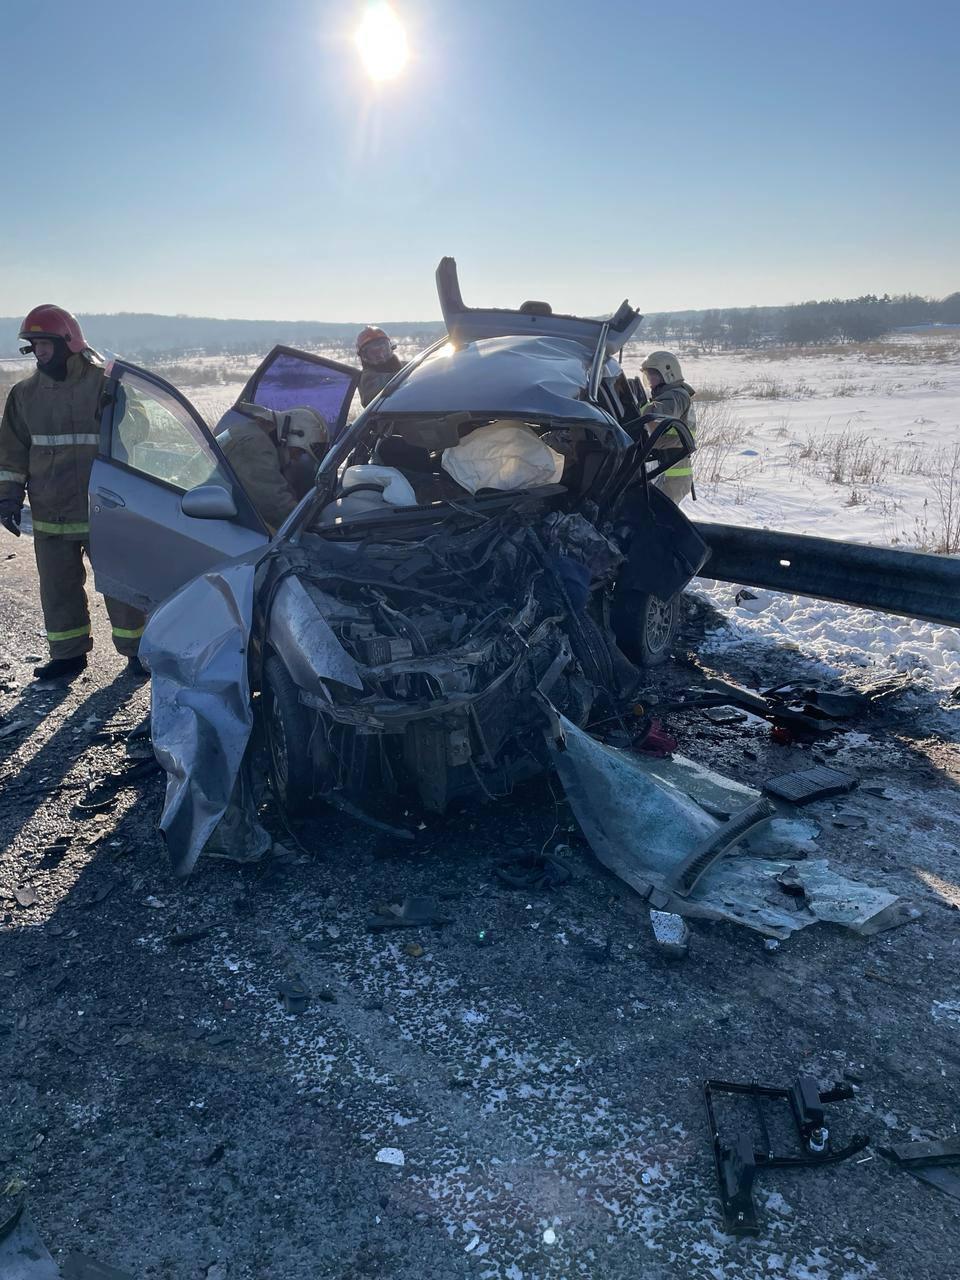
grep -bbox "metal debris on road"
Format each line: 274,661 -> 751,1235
704,1074 -> 869,1236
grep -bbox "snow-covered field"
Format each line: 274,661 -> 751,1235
618,334 -> 960,696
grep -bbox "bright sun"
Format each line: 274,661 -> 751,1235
355,2 -> 409,82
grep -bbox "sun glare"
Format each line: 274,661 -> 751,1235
355,2 -> 409,82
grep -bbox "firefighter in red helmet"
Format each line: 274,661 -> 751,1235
356,326 -> 403,407
0,305 -> 146,681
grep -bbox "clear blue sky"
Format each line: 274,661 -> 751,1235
1,0 -> 957,320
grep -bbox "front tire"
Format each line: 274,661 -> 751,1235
612,590 -> 679,668
263,655 -> 313,815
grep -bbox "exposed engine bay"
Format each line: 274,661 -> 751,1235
265,489 -> 636,818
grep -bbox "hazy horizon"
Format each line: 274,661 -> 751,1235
2,284 -> 958,332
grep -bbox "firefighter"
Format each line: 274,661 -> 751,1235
640,350 -> 697,504
215,402 -> 329,534
0,306 -> 147,681
356,326 -> 403,407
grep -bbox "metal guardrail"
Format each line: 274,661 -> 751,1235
693,522 -> 960,629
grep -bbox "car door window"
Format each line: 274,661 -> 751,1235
241,346 -> 360,440
111,370 -> 233,493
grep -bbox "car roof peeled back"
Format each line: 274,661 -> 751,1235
375,334 -> 620,428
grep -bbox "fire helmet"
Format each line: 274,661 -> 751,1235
19,304 -> 88,354
237,403 -> 329,454
641,350 -> 684,385
356,325 -> 393,357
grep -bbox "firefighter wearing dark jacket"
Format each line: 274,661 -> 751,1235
0,305 -> 147,682
640,349 -> 697,504
356,326 -> 403,407
215,402 -> 330,534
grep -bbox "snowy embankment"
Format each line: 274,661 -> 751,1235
621,335 -> 960,694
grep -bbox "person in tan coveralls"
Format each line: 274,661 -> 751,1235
215,402 -> 330,534
0,305 -> 146,681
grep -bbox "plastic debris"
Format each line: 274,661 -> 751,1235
649,909 -> 690,959
879,1138 -> 960,1202
763,766 -> 858,805
703,705 -> 748,726
13,886 -> 37,908
277,978 -> 311,1014
542,1228 -> 557,1245
375,1147 -> 405,1166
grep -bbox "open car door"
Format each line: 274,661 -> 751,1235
89,361 -> 269,614
238,345 -> 359,440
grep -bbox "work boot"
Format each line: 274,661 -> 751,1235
125,655 -> 149,679
33,654 -> 87,682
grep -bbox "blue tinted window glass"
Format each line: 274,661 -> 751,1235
253,354 -> 354,436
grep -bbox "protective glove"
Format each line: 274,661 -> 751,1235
0,499 -> 21,537
283,450 -> 318,500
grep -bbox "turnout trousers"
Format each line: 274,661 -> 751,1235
33,533 -> 146,660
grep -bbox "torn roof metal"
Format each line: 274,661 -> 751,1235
373,334 -> 621,426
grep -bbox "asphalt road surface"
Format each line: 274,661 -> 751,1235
2,536 -> 959,1280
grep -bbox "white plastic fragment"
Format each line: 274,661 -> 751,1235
649,909 -> 690,959
376,1147 -> 405,1166
543,1227 -> 557,1244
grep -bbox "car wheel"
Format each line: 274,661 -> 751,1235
613,590 -> 680,668
263,654 -> 313,816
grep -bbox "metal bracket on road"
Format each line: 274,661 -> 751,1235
704,1074 -> 870,1236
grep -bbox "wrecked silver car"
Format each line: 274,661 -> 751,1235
88,259 -> 705,873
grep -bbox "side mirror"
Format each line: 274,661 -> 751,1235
181,484 -> 237,520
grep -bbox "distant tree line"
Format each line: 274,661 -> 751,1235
2,291 -> 958,359
642,292 -> 960,349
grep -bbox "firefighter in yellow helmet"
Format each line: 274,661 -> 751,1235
0,305 -> 147,681
640,349 -> 697,504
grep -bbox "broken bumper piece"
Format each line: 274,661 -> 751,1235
549,713 -> 900,938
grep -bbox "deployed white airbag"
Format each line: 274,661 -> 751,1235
441,420 -> 565,494
341,464 -> 418,507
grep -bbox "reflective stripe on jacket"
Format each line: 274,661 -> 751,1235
643,381 -> 697,479
0,353 -> 104,529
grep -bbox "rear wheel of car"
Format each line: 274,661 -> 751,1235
612,590 -> 680,668
263,655 -> 313,816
